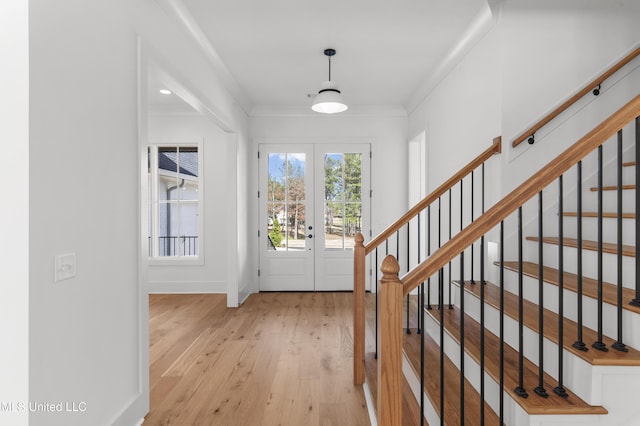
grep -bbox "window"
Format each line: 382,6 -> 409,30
147,145 -> 202,259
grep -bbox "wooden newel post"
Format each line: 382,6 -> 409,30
353,232 -> 366,385
378,255 -> 403,426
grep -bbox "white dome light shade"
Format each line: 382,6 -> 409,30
311,81 -> 348,114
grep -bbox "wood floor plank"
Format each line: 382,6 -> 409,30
144,293 -> 370,426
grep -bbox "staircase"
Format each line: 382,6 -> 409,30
354,92 -> 640,424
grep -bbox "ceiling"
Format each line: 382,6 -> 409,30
153,0 -> 490,113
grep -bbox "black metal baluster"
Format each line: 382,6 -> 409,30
459,179 -> 465,423
515,206 -> 528,398
573,161 -> 588,352
480,163 -> 486,425
421,275 -> 425,426
535,191 -> 549,397
417,212 -> 422,334
439,267 -> 445,426
375,247 -> 379,359
449,188 -> 453,309
632,117 -> 640,307
555,176 -> 569,397
593,145 -> 608,352
613,131 -> 628,352
428,206 -> 433,310
481,163 -> 486,285
499,221 -> 505,423
406,224 -> 412,335
439,197 -> 442,309
471,170 -> 475,284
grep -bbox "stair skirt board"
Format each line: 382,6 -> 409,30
403,353 -> 439,426
362,380 -> 378,426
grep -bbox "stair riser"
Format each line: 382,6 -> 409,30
451,285 -> 599,404
579,188 -> 636,213
561,216 -> 636,247
499,269 -> 640,350
529,243 -> 635,289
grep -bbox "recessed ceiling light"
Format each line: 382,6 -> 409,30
159,89 -> 172,95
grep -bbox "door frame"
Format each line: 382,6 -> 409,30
257,141 -> 372,292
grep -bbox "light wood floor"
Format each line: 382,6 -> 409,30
144,292 -> 371,426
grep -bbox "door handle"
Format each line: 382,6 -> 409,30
307,234 -> 313,239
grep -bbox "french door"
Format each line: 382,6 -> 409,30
259,143 -> 371,291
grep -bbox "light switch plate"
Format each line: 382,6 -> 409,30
55,253 -> 76,282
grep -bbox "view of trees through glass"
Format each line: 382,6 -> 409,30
265,151 -> 362,251
267,153 -> 306,251
324,153 -> 362,250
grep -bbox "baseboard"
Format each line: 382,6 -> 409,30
147,280 -> 226,293
362,381 -> 378,426
238,283 -> 253,305
109,391 -> 147,426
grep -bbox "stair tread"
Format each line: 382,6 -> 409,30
526,236 -> 636,257
402,331 -> 501,425
424,304 -> 607,415
563,211 -> 636,219
589,184 -> 636,191
623,161 -> 636,167
365,353 -> 427,426
457,279 -> 640,365
501,261 -> 640,316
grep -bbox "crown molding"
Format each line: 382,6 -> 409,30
405,1 -> 500,114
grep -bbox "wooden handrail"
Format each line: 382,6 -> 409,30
512,46 -> 640,148
403,93 -> 640,295
364,136 -> 502,255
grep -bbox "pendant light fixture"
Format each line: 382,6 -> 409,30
311,48 -> 348,114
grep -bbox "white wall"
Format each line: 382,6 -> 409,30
409,0 -> 640,215
146,114 -> 233,294
250,110 -> 408,290
500,0 -> 640,193
0,2 -> 29,425
26,1 -> 250,425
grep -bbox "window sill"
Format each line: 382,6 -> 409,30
148,257 -> 204,267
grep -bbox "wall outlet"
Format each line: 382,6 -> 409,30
55,253 -> 76,282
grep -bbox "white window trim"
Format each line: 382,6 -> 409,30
148,142 -> 204,266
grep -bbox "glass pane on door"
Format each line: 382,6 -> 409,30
323,153 -> 362,250
267,152 -> 306,251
